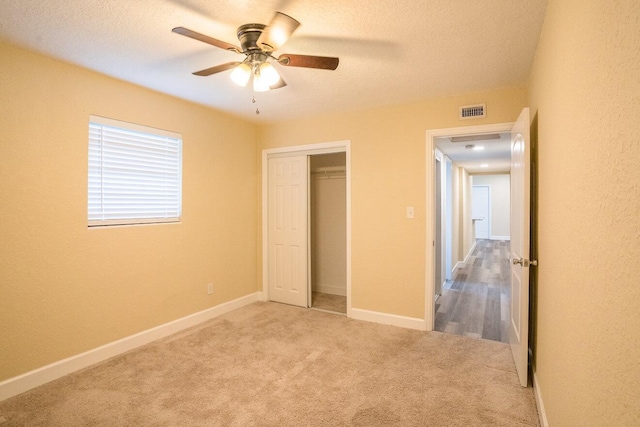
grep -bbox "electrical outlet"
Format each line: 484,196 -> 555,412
406,206 -> 415,219
207,283 -> 214,295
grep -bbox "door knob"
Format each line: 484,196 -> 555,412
511,258 -> 538,267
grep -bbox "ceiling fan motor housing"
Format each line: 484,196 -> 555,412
236,24 -> 266,53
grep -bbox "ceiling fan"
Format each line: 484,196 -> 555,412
172,12 -> 339,92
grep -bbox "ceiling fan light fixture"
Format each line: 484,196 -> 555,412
253,73 -> 271,92
258,62 -> 281,86
230,62 -> 252,86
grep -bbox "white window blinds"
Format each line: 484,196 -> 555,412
88,116 -> 182,226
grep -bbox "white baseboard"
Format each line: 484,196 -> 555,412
0,292 -> 259,402
451,241 -> 477,276
453,261 -> 465,275
313,284 -> 347,297
350,308 -> 426,331
490,235 -> 510,241
465,241 -> 477,263
533,370 -> 549,427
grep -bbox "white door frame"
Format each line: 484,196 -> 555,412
262,140 -> 352,316
434,148 -> 445,295
425,123 -> 513,331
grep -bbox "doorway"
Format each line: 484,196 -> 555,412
310,153 -> 347,314
431,133 -> 511,342
262,141 -> 351,317
425,123 -> 515,332
427,111 -> 532,386
472,185 -> 490,239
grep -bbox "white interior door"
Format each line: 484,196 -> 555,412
268,156 -> 308,307
509,107 -> 531,387
472,185 -> 490,239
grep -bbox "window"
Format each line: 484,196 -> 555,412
88,115 -> 182,226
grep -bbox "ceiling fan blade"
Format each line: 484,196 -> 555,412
278,54 -> 339,70
172,27 -> 241,53
193,62 -> 241,77
257,12 -> 300,52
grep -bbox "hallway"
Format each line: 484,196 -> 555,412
434,239 -> 510,343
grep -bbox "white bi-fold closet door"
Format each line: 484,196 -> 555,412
267,155 -> 309,307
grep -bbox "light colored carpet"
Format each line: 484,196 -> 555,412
0,302 -> 539,426
312,291 -> 347,314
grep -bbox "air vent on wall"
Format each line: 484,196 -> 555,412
459,103 -> 486,120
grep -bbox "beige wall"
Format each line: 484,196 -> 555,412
472,174 -> 510,239
449,163 -> 475,271
259,88 -> 526,319
528,0 -> 640,424
0,42 -> 260,381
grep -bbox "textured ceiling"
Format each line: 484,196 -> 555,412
0,0 -> 547,123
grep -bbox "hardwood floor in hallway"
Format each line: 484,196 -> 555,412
435,239 -> 510,343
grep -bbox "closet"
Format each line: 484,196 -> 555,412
310,153 -> 347,314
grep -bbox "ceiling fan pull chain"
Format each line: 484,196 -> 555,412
252,95 -> 260,114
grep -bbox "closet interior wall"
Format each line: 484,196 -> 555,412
310,153 -> 347,297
